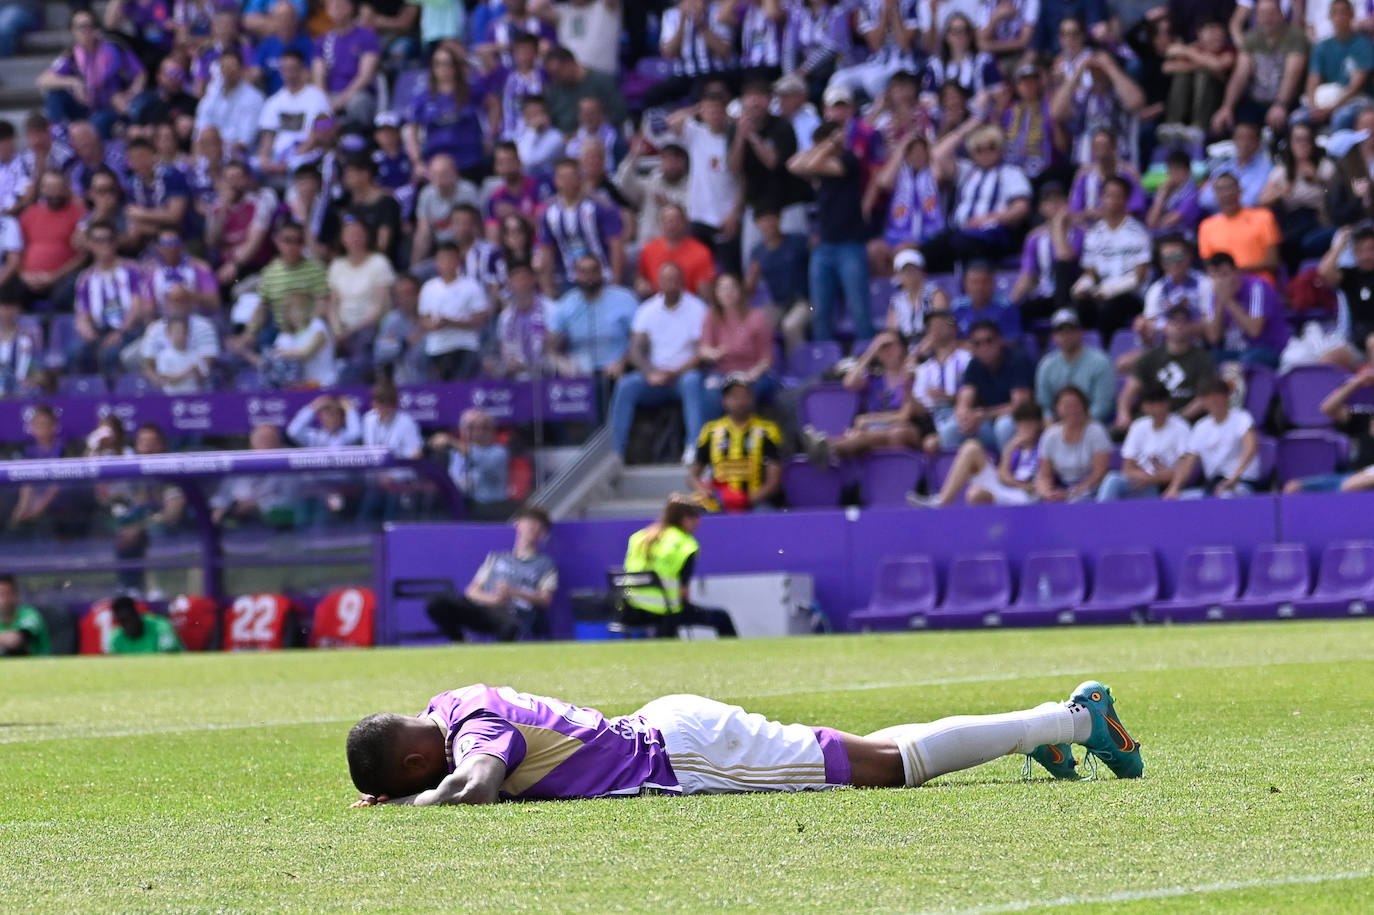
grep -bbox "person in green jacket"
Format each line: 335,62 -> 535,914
0,574 -> 49,657
621,496 -> 737,638
109,596 -> 183,655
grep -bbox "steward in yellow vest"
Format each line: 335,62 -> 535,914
619,496 -> 737,637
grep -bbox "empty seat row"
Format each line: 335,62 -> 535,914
849,542 -> 1374,632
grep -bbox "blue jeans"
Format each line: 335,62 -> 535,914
45,89 -> 119,138
608,369 -> 707,456
935,411 -> 1016,452
1096,471 -> 1162,502
0,4 -> 37,57
1288,472 -> 1350,493
809,241 -> 873,342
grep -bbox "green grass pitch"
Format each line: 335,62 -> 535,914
2,621 -> 1372,913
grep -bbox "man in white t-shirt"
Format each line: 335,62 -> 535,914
1072,176 -> 1152,347
553,0 -> 622,75
1164,378 -> 1262,499
1097,383 -> 1192,501
131,285 -> 220,382
254,49 -> 331,181
418,241 -> 490,380
666,90 -> 741,271
607,262 -> 710,460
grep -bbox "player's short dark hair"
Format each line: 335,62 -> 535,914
347,713 -> 409,795
1205,252 -> 1237,271
1012,401 -> 1043,423
1141,382 -> 1172,404
514,505 -> 552,531
1165,148 -> 1192,170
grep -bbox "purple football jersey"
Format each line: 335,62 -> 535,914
422,685 -> 680,800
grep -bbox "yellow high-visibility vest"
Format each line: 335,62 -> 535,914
622,526 -> 699,615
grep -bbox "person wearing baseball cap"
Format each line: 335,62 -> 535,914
888,248 -> 952,346
1034,308 -> 1116,423
1001,62 -> 1053,182
688,376 -> 784,513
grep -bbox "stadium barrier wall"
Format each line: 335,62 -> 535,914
0,378 -> 598,440
375,493 -> 1370,642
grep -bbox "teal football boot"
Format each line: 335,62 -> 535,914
1069,681 -> 1144,779
1024,743 -> 1079,779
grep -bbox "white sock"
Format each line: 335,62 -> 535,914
868,702 -> 1077,787
1067,702 -> 1094,743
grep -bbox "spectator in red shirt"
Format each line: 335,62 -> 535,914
18,169 -> 86,309
637,204 -> 716,299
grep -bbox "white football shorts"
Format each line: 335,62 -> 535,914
634,694 -> 851,795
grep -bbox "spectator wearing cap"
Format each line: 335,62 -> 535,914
745,205 -> 811,354
1125,235 -> 1212,372
787,119 -> 874,342
1211,0 -> 1307,136
941,318 -> 1035,451
194,50 -> 265,156
607,261 -> 710,461
645,0 -> 739,108
781,1 -> 851,103
818,85 -> 882,168
951,261 -> 1021,341
1071,175 -> 1153,344
38,9 -> 146,138
536,158 -> 625,296
1115,303 -> 1217,431
255,49 -> 332,181
249,0 -> 314,95
1098,382 -> 1193,501
1001,63 -> 1056,182
827,0 -> 921,101
699,272 -> 775,410
544,47 -> 626,136
615,138 -> 691,254
1010,182 -> 1080,327
73,221 -> 153,374
867,133 -> 946,271
1035,308 -> 1116,423
1197,172 -> 1281,288
1145,149 -> 1203,238
668,91 -> 744,275
403,46 -> 491,179
729,80 -> 811,270
1051,50 -> 1146,168
924,123 -> 1032,272
321,155 -> 403,263
419,240 -> 489,381
772,74 -> 821,153
312,0 -> 382,127
1202,251 -> 1289,368
886,249 -> 951,350
638,204 -> 715,300
689,377 -> 784,513
203,160 -> 277,289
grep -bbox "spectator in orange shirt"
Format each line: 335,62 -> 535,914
637,203 -> 716,299
17,170 -> 87,311
1197,172 -> 1280,288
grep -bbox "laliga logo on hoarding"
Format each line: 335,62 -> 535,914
98,401 -> 137,422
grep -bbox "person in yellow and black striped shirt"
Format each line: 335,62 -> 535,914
688,377 -> 783,512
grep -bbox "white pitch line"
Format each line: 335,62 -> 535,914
2,654 -> 1370,745
927,869 -> 1374,914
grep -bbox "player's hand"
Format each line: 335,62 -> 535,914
350,793 -> 388,807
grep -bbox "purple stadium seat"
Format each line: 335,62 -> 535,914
388,68 -> 427,116
233,368 -> 265,392
1075,548 -> 1158,624
869,276 -> 895,324
860,450 -> 925,506
1276,430 -> 1348,484
1109,330 -> 1142,362
1278,365 -> 1347,427
1245,363 -> 1277,424
1256,434 -> 1277,486
1002,550 -> 1086,626
1293,540 -> 1374,618
926,553 -> 1012,628
58,374 -> 107,397
113,373 -> 155,397
849,555 -> 938,631
788,341 -> 843,379
45,314 -> 76,370
799,383 -> 859,437
782,457 -> 843,509
1221,543 -> 1311,621
1147,546 -> 1241,623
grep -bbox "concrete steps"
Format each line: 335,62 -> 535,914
571,463 -> 688,520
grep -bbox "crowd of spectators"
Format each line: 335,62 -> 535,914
1,0 -> 1374,518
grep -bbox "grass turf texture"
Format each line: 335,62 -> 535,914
2,622 -> 1372,913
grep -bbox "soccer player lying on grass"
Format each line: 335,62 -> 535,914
346,681 -> 1142,807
